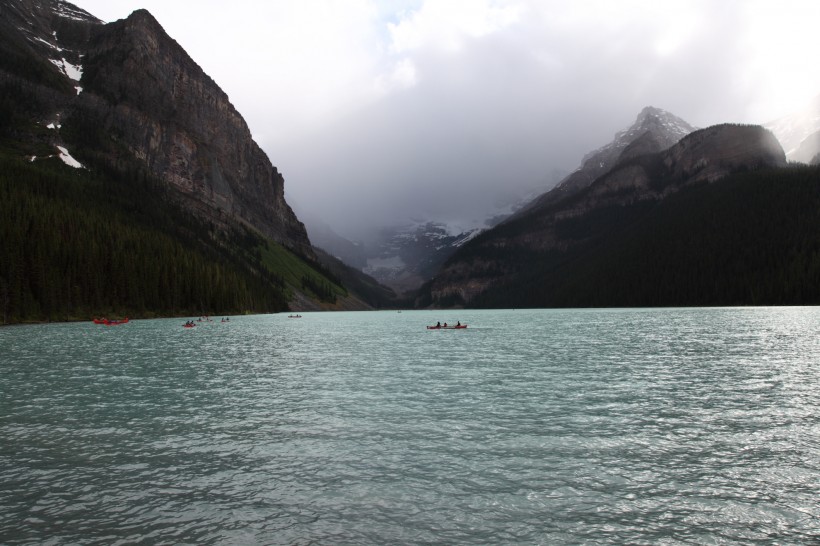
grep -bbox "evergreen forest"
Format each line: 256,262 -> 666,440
0,154 -> 344,324
443,166 -> 820,308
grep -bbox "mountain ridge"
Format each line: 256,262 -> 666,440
514,106 -> 696,219
422,122 -> 788,306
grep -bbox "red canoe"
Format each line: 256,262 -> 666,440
94,317 -> 128,325
104,317 -> 129,325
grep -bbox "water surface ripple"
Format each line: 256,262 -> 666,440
2,308 -> 819,544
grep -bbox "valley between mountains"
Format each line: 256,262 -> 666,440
1,0 -> 819,324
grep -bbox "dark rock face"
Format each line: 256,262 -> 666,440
427,124 -> 787,304
0,0 -> 97,112
663,124 -> 786,182
79,10 -> 312,256
0,0 -> 99,65
1,0 -> 312,257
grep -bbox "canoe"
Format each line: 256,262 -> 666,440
426,324 -> 467,329
103,317 -> 129,325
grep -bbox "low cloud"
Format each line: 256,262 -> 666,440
74,0 -> 820,238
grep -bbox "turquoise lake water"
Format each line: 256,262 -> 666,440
1,308 -> 819,544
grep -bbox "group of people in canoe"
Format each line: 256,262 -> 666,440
184,317 -> 230,327
428,321 -> 466,329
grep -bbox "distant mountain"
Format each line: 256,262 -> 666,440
419,123 -> 808,308
358,220 -> 483,294
311,108 -> 695,297
304,212 -> 488,295
793,132 -> 820,165
305,177 -> 562,296
765,95 -> 820,164
515,106 -> 695,217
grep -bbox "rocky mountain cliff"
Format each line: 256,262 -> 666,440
424,123 -> 787,305
1,0 -> 313,257
516,107 -> 695,217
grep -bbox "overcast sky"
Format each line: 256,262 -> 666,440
71,0 -> 820,238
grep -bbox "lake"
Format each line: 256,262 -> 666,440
1,308 -> 819,544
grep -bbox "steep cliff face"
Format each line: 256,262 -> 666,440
662,124 -> 785,183
0,0 -> 312,258
426,124 -> 787,305
76,10 -> 312,256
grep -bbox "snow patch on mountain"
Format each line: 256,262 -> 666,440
29,146 -> 85,169
50,58 -> 83,81
56,146 -> 83,168
53,1 -> 101,23
452,228 -> 482,247
578,106 -> 694,170
29,34 -> 63,51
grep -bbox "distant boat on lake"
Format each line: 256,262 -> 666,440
93,317 -> 129,326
